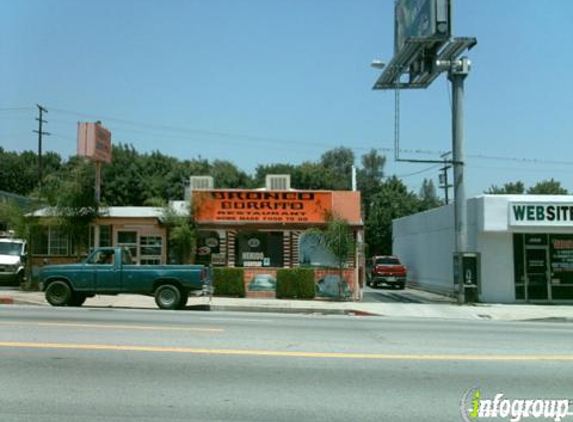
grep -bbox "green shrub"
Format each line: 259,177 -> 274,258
276,268 -> 315,300
213,268 -> 245,298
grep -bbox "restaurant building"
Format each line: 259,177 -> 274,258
393,195 -> 573,303
190,176 -> 364,299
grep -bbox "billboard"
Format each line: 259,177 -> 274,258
193,190 -> 333,224
77,122 -> 112,163
395,0 -> 451,54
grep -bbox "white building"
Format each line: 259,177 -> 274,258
393,195 -> 573,303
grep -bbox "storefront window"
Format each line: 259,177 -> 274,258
235,231 -> 283,268
195,231 -> 222,266
514,233 -> 573,301
298,232 -> 337,268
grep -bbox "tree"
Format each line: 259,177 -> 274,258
102,143 -> 146,205
320,147 -> 355,190
485,181 -> 525,194
366,176 -> 420,256
357,149 -> 386,220
210,160 -> 251,189
163,203 -> 196,264
418,178 -> 442,210
527,179 -> 568,195
306,216 -> 356,301
41,159 -> 99,258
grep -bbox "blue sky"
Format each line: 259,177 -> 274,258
1,0 -> 572,198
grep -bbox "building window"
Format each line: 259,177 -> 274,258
235,231 -> 283,268
298,232 -> 337,268
140,236 -> 163,265
89,225 -> 112,250
117,231 -> 138,263
31,226 -> 69,256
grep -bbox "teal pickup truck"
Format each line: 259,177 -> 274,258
40,247 -> 212,310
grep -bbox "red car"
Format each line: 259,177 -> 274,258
366,255 -> 407,290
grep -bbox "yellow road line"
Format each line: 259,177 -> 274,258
0,321 -> 223,333
0,342 -> 572,361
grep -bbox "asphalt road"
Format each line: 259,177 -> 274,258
1,306 -> 572,422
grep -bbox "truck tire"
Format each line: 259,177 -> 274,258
155,284 -> 181,310
45,281 -> 72,306
69,293 -> 87,307
177,290 -> 189,310
396,282 -> 405,290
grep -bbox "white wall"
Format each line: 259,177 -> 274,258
393,206 -> 455,295
393,197 -> 516,302
476,232 -> 515,303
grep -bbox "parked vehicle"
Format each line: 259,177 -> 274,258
366,255 -> 407,289
0,238 -> 27,286
40,247 -> 212,309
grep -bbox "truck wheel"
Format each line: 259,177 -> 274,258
69,293 -> 87,307
45,281 -> 72,306
16,271 -> 25,287
177,290 -> 189,310
155,285 -> 181,310
396,282 -> 405,290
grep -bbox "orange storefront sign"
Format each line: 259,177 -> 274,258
193,190 -> 332,224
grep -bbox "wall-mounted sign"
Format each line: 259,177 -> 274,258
247,238 -> 261,248
193,190 -> 332,224
509,203 -> 573,227
205,237 -> 219,248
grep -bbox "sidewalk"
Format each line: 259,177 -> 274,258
1,289 -> 573,322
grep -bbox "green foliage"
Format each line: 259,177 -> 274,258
321,217 -> 356,271
210,160 -> 251,189
485,179 -> 567,195
0,148 -> 62,196
366,176 -> 420,256
418,178 -> 442,210
0,199 -> 34,239
276,268 -> 315,299
486,181 -> 525,194
320,147 -> 355,190
357,149 -> 386,218
41,159 -> 99,256
527,178 -> 568,195
213,268 -> 245,297
162,203 -> 195,264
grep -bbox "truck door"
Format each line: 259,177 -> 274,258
88,249 -> 121,293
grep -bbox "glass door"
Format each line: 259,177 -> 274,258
525,247 -> 550,301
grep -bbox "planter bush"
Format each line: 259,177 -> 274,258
276,268 -> 315,300
213,268 -> 245,298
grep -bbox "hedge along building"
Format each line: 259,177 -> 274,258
189,176 -> 364,300
393,195 -> 573,304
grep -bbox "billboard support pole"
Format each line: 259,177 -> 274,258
94,161 -> 102,249
449,57 -> 471,304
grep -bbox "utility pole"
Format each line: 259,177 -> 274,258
439,152 -> 452,204
33,104 -> 50,190
448,57 -> 471,305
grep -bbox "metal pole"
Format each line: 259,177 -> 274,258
94,161 -> 101,249
449,58 -> 470,304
